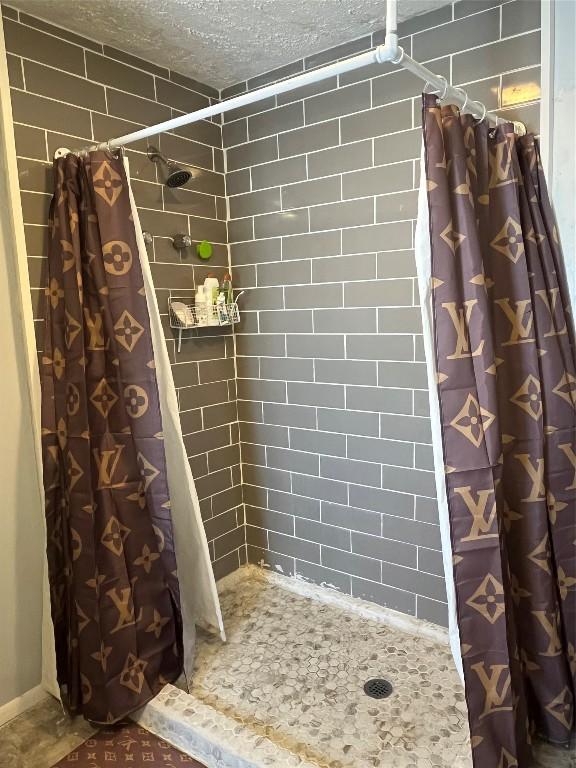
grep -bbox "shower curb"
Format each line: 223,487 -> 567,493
133,684 -> 317,768
133,565 -> 450,768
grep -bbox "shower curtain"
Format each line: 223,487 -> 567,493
416,93 -> 576,767
41,150 -> 222,724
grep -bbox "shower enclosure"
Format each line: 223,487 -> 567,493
3,0 -> 574,766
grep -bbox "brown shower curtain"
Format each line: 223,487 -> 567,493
41,151 -> 183,723
422,94 -> 576,766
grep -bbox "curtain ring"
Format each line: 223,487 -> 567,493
424,76 -> 448,100
454,86 -> 468,113
102,140 -> 118,158
434,76 -> 449,100
474,103 -> 487,125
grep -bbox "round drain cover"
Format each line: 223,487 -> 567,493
363,678 -> 393,699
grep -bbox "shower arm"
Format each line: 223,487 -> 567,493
61,0 -> 524,158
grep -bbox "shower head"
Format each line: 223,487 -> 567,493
147,145 -> 192,188
166,167 -> 192,188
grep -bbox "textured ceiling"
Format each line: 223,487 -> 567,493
8,0 -> 452,89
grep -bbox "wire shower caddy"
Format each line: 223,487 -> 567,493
168,291 -> 243,353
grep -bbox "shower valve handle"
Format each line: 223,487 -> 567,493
173,234 -> 193,250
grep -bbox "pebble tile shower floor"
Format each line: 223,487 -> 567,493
145,566 -> 471,767
194,568 -> 469,767
201,568 -> 469,768
138,567 -> 574,768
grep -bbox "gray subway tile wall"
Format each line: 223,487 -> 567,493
5,0 -> 542,627
3,5 -> 244,580
225,0 -> 541,626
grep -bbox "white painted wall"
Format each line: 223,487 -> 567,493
0,13 -> 45,714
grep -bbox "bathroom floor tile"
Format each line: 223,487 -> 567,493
0,697 -> 95,768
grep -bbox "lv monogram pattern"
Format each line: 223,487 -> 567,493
422,94 -> 576,767
54,722 -> 202,765
41,153 -> 183,724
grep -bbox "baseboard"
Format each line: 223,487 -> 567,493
0,685 -> 48,727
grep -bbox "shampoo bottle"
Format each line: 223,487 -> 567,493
194,284 -> 208,326
221,273 -> 233,304
204,273 -> 220,326
216,291 -> 228,324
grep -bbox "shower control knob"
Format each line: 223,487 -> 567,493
172,234 -> 193,250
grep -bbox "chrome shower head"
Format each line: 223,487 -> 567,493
147,145 -> 192,188
166,167 -> 192,188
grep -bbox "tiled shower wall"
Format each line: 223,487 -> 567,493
2,4 -> 244,579
4,0 -> 542,626
223,0 -> 541,625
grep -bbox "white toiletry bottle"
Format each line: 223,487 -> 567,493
194,284 -> 208,326
216,291 -> 228,324
204,274 -> 220,326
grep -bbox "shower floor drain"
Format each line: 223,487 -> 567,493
363,678 -> 393,699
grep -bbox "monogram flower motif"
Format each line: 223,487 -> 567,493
126,480 -> 147,510
56,417 -> 67,449
466,573 -> 505,624
93,161 -> 123,206
71,528 -> 82,561
552,371 -> 576,408
145,609 -> 170,639
114,311 -> 144,352
65,310 -> 82,349
440,219 -> 466,253
47,347 -> 66,380
557,567 -> 576,600
119,653 -> 148,694
545,687 -> 573,729
134,544 -> 160,575
510,374 -> 542,420
91,642 -> 113,672
490,216 -> 525,263
80,673 -> 92,703
66,451 -> 83,490
66,383 -> 80,416
124,385 -> 149,417
509,574 -> 530,605
46,277 -> 64,309
104,241 -> 131,272
137,452 -> 160,490
90,378 -> 118,417
100,516 -> 131,557
450,393 -> 495,448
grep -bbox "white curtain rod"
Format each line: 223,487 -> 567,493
58,0 -> 524,158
